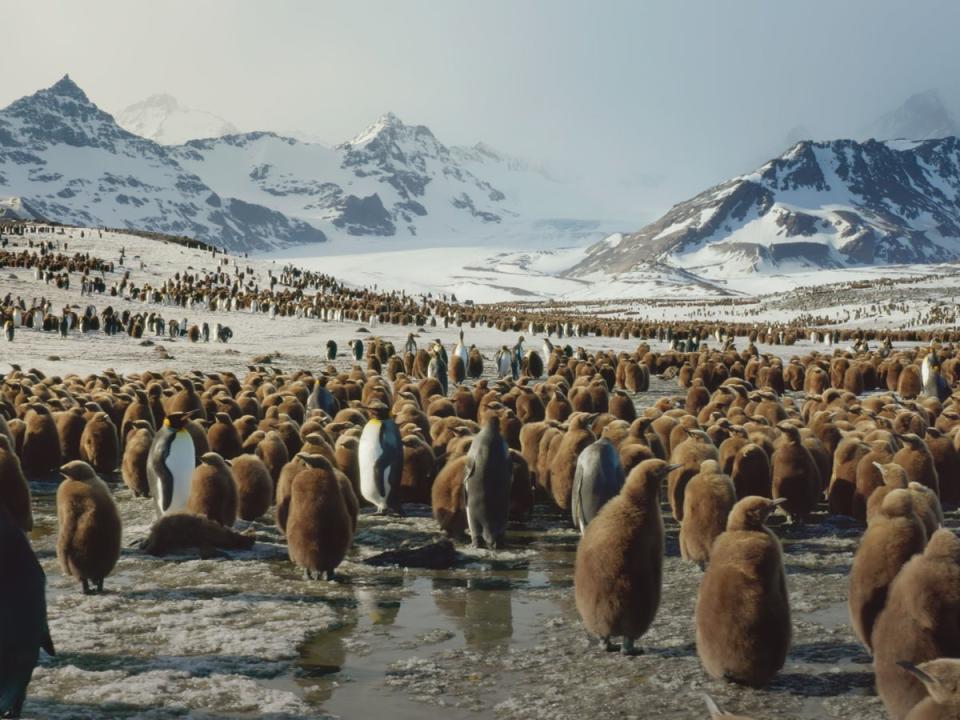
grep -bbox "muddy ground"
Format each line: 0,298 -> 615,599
19,375 -> 938,720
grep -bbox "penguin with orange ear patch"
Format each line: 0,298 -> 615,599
358,400 -> 403,514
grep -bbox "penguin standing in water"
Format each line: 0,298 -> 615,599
358,400 -> 403,514
922,349 -> 951,401
326,339 -> 337,361
464,415 -> 513,549
146,411 -> 197,518
0,505 -> 55,719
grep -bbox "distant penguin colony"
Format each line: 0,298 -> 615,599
8,225 -> 960,716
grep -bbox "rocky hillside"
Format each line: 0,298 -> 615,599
0,76 -> 325,251
570,137 -> 960,279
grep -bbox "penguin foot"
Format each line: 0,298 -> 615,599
601,636 -> 616,652
621,637 -> 643,656
81,579 -> 92,595
302,568 -> 314,581
96,579 -> 104,594
325,570 -> 337,581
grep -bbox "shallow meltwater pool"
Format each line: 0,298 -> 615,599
26,484 -> 584,720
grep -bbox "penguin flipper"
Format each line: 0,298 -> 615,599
572,465 -> 585,530
148,436 -> 175,513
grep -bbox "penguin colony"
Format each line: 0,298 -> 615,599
4,333 -> 960,717
3,234 -> 960,717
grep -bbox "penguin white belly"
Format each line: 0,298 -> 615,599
359,421 -> 386,508
165,432 -> 195,515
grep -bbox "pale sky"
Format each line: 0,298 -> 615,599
3,0 -> 959,221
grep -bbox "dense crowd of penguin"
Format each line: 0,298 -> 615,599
1,333 -> 960,717
3,228 -> 960,717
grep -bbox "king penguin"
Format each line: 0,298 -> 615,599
351,339 -> 364,362
146,410 -> 197,518
306,375 -> 339,416
922,349 -> 951,402
428,344 -> 448,396
453,329 -> 468,368
495,346 -> 513,379
358,400 -> 403,513
0,505 -> 55,719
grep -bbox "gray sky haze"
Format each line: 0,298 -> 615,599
4,0 -> 958,221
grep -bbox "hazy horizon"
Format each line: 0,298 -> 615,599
4,0 -> 959,223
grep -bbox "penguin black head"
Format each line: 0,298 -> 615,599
164,410 -> 197,431
362,400 -> 391,421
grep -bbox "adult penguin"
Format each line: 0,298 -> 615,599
464,414 -> 513,549
428,344 -> 448,396
572,437 -> 625,533
146,410 -> 197,518
326,339 -> 337,361
453,329 -> 468,369
306,375 -> 339,416
351,339 -> 364,362
404,333 -> 417,355
0,505 -> 55,719
495,346 -> 513,379
358,400 -> 403,514
922,349 -> 951,402
511,337 -> 525,380
432,338 -> 448,366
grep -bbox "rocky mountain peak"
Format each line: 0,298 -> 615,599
48,74 -> 90,102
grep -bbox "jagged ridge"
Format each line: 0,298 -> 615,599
571,137 -> 960,279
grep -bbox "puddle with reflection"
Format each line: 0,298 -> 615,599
262,528 -> 575,718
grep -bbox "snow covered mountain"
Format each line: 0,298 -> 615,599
116,94 -> 239,145
570,137 -> 960,280
0,76 -> 325,251
0,76 -> 615,250
861,90 -> 959,142
168,113 -> 513,239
